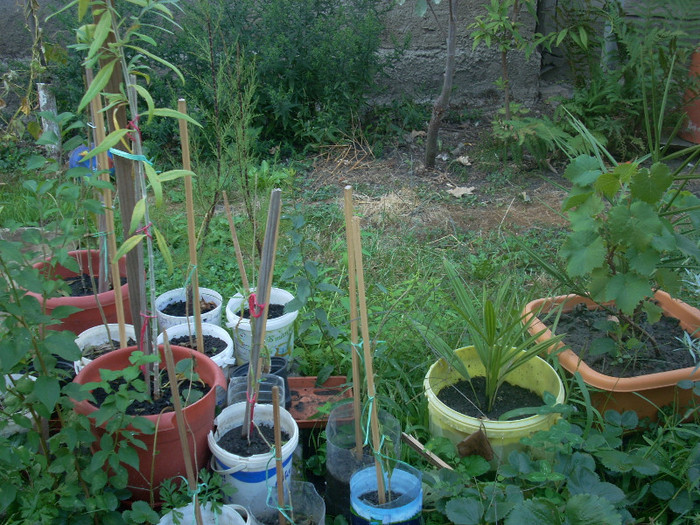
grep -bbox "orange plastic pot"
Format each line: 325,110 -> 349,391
523,291 -> 700,420
26,249 -> 131,334
680,49 -> 700,144
72,345 -> 226,503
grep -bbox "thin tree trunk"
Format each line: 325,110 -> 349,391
425,0 -> 458,169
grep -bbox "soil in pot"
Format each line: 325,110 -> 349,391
237,303 -> 286,320
161,296 -> 217,317
82,338 -> 137,360
359,490 -> 405,506
436,377 -> 543,420
169,334 -> 227,358
217,423 -> 290,456
89,371 -> 210,416
554,305 -> 696,377
63,274 -> 126,296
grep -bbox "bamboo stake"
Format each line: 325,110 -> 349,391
351,216 -> 386,504
343,186 -> 364,460
177,99 -> 204,354
162,334 -> 203,525
222,191 -> 250,294
88,70 -> 126,347
243,189 -> 282,438
272,386 -> 287,525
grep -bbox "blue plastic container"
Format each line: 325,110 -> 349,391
350,462 -> 423,524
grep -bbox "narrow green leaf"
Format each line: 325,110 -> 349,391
81,129 -> 128,162
151,108 -> 202,128
129,198 -> 146,234
114,234 -> 145,263
78,0 -> 89,20
78,59 -> 117,113
86,10 -> 112,63
153,226 -> 174,274
158,169 -> 195,182
132,83 -> 155,124
124,45 -> 185,84
144,163 -> 162,207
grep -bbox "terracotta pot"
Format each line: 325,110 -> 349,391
522,290 -> 700,420
287,375 -> 351,429
26,249 -> 131,334
72,345 -> 227,503
680,48 -> 700,144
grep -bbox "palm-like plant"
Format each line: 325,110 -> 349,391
418,259 -> 563,412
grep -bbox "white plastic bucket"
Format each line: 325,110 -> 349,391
158,502 -> 256,525
225,288 -> 298,363
208,402 -> 299,519
157,322 -> 234,377
74,323 -> 137,373
156,287 -> 223,332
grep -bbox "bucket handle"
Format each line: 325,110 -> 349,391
210,456 -> 246,475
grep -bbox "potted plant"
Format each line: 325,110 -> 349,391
157,322 -> 234,378
419,259 -> 565,461
72,344 -> 227,504
522,129 -> 700,419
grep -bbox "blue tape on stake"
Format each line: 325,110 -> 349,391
108,147 -> 154,165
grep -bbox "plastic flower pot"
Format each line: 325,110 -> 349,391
423,346 -> 565,462
72,345 -> 227,503
266,480 -> 326,525
325,400 -> 401,521
157,322 -> 234,378
225,287 -> 298,364
680,48 -> 700,144
156,287 -> 223,332
229,357 -> 291,409
208,402 -> 299,521
522,291 -> 700,420
158,502 -> 256,525
350,461 -> 423,525
25,249 -> 132,334
74,323 -> 137,373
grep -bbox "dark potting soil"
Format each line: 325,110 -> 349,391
553,304 -> 697,377
64,274 -> 126,297
239,303 -> 286,320
82,338 -> 137,360
161,297 -> 217,317
89,372 -> 210,416
360,490 -> 405,506
437,377 -> 544,420
217,423 -> 290,457
169,334 -> 226,358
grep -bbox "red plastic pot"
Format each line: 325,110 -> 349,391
523,290 -> 700,420
26,249 -> 131,334
72,345 -> 227,503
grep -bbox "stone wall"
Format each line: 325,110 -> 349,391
376,0 -> 542,107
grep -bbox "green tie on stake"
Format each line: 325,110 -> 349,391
243,188 -> 282,440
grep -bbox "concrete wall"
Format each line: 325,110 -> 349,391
376,0 -> 542,106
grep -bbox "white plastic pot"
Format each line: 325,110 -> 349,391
208,402 -> 299,520
158,502 -> 257,525
1,374 -> 36,438
225,287 -> 298,364
157,322 -> 234,377
74,323 -> 137,374
156,287 -> 223,332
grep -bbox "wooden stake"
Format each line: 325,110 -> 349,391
272,386 -> 287,525
343,186 -> 364,460
87,69 -> 126,347
351,216 -> 386,504
222,191 -> 250,294
162,334 -> 203,525
177,99 -> 204,354
243,189 -> 282,438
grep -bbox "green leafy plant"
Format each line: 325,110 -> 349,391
533,117 -> 700,360
417,259 -> 563,412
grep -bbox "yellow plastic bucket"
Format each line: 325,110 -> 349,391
424,346 -> 564,461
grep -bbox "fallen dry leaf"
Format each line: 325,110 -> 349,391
447,186 -> 475,198
456,155 -> 471,166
